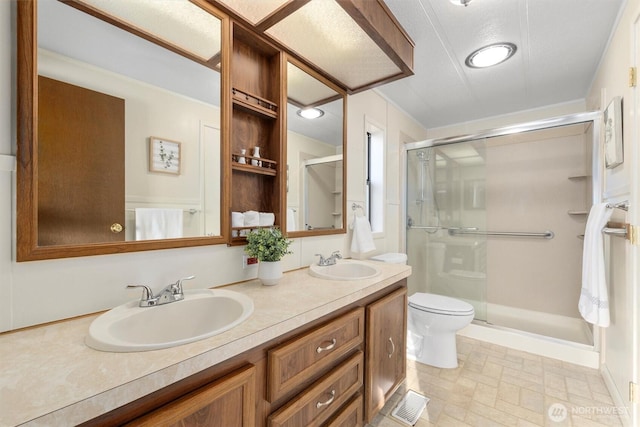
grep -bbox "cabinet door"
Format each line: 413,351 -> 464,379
126,365 -> 255,427
365,287 -> 407,423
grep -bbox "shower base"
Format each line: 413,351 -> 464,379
458,320 -> 599,368
483,302 -> 593,345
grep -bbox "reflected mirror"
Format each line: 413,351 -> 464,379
285,59 -> 346,237
17,0 -> 226,260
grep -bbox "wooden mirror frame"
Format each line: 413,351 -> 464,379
283,56 -> 347,239
16,0 -> 231,261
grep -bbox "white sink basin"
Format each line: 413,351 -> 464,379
86,289 -> 254,352
309,260 -> 381,281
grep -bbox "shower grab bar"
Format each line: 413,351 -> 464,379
448,229 -> 555,239
408,225 -> 479,232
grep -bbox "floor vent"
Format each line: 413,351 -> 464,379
390,390 -> 429,426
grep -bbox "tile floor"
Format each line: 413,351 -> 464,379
369,336 -> 624,427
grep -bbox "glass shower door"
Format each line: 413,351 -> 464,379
405,143 -> 488,320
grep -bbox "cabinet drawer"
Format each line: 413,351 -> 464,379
268,351 -> 364,427
324,393 -> 363,427
125,364 -> 255,427
268,308 -> 364,402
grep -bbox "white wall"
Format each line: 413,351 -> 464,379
0,0 -> 14,332
587,0 -> 639,423
348,90 -> 429,257
1,3 -> 427,331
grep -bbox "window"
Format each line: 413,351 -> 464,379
366,127 -> 384,233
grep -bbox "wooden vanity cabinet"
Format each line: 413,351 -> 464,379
82,281 -> 406,427
364,287 -> 408,423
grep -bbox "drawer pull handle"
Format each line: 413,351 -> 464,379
316,389 -> 336,408
316,338 -> 337,354
388,337 -> 395,358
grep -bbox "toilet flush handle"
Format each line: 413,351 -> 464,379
387,337 -> 395,358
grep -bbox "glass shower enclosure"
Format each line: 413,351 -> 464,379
404,113 -> 599,346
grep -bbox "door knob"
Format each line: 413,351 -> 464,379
110,223 -> 124,233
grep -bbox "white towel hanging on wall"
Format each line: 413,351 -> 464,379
578,203 -> 614,327
135,208 -> 183,240
350,214 -> 376,254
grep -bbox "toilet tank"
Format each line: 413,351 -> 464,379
370,253 -> 407,264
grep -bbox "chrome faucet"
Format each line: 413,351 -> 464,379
127,275 -> 195,307
315,251 -> 342,266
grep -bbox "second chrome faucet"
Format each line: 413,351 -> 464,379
315,251 -> 342,266
127,275 -> 195,307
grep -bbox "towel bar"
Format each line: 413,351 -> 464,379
606,201 -> 629,211
602,227 -> 627,237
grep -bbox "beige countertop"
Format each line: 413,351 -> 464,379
0,261 -> 410,427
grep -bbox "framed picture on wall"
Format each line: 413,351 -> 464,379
149,137 -> 181,174
604,97 -> 623,169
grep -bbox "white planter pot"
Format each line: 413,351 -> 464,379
258,260 -> 283,286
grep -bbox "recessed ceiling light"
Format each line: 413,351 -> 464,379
297,108 -> 324,119
450,0 -> 472,6
465,43 -> 517,68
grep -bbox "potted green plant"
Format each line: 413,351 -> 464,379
245,227 -> 292,285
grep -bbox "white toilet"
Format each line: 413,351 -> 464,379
407,293 -> 474,369
369,253 -> 474,369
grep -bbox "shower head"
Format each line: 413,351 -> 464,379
416,150 -> 430,162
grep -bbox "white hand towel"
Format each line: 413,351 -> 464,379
231,211 -> 244,237
259,212 -> 275,227
135,208 -> 183,240
243,210 -> 259,227
231,212 -> 244,228
578,203 -> 614,327
350,215 -> 376,254
286,208 -> 297,232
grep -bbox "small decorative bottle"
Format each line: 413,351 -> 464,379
251,146 -> 262,167
237,148 -> 246,164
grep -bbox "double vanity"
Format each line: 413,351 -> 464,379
0,261 -> 410,426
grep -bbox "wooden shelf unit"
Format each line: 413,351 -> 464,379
228,23 -> 284,244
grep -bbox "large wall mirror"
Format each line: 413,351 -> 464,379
285,58 -> 346,237
17,0 -> 228,261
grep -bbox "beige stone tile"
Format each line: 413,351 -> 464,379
543,371 -> 567,391
520,388 -> 544,414
487,354 -> 523,371
461,369 -> 501,388
501,369 -> 544,393
565,377 -> 592,399
544,385 -> 568,402
482,361 -> 504,379
468,400 -> 520,426
437,413 -> 474,426
522,359 -> 544,376
367,336 -> 622,427
420,396 -> 444,424
497,381 -> 521,406
473,383 -> 498,408
495,399 -> 545,424
465,410 -> 508,427
443,402 -> 468,422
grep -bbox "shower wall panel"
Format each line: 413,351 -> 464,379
485,132 -> 589,318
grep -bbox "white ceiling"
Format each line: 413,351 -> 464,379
377,0 -> 626,129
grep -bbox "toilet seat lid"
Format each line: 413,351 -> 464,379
408,292 -> 474,315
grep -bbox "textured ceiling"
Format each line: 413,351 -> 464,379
377,0 -> 626,129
